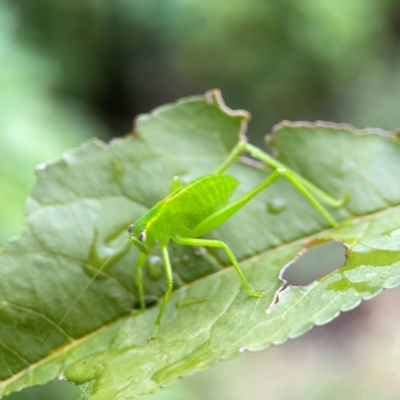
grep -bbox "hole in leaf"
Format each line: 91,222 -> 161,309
267,239 -> 348,313
281,239 -> 348,286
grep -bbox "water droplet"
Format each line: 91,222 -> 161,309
176,296 -> 210,309
267,198 -> 287,214
182,254 -> 190,263
146,256 -> 162,281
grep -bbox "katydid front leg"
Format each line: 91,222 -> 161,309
174,236 -> 262,297
135,252 -> 147,312
194,167 -> 337,238
135,175 -> 182,316
149,243 -> 173,340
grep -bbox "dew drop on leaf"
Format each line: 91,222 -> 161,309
266,198 -> 287,214
146,255 -> 163,281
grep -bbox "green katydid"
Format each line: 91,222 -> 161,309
127,138 -> 348,340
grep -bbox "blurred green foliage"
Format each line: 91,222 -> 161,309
0,2 -> 107,244
7,0 -> 400,136
1,0 -> 400,399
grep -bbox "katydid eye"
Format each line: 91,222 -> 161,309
128,224 -> 134,233
138,232 -> 146,242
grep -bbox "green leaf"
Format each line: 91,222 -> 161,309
1,92 -> 400,399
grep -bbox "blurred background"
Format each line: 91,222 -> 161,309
2,0 -> 400,399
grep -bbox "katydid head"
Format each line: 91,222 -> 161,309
127,221 -> 155,255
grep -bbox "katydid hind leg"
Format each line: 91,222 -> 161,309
173,237 -> 262,298
244,143 -> 349,208
213,139 -> 348,209
194,167 -> 338,238
149,243 -> 174,340
213,140 -> 247,174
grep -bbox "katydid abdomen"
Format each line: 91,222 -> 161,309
141,174 -> 239,241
